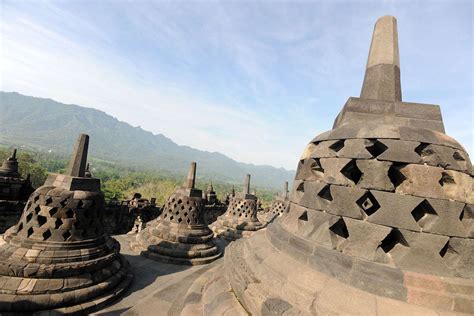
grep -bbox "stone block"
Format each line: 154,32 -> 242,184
308,244 -> 353,284
320,158 -> 355,186
356,160 -> 394,191
368,190 -> 422,231
377,139 -> 421,163
423,198 -> 466,237
327,185 -> 365,219
342,218 -> 392,261
338,138 -> 377,159
350,258 -> 406,300
298,181 -> 331,211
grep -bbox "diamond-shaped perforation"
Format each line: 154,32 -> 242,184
411,200 -> 438,229
453,151 -> 466,161
26,212 -> 33,223
37,215 -> 47,226
296,182 -> 304,192
63,230 -> 71,241
44,196 -> 53,205
329,140 -> 345,152
318,184 -> 333,201
439,172 -> 455,186
55,218 -> 63,229
365,139 -> 388,158
27,227 -> 34,237
34,205 -> 41,214
66,209 -> 74,218
49,207 -> 58,217
340,160 -> 362,184
329,218 -> 349,239
17,222 -> 23,232
310,158 -> 324,173
388,163 -> 406,188
356,191 -> 380,216
298,211 -> 308,221
379,229 -> 409,253
42,229 -> 52,240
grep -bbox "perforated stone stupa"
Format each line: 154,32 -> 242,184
131,162 -> 221,265
211,174 -> 263,240
0,134 -> 133,313
192,16 -> 473,315
0,149 -> 35,233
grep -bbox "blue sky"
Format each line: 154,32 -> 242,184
1,0 -> 472,170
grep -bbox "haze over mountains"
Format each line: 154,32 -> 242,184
0,92 -> 294,189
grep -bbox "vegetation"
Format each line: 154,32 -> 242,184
0,147 -> 277,207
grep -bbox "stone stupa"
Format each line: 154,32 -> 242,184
211,174 -> 264,241
0,134 -> 133,313
193,16 -> 473,315
270,181 -> 289,216
0,149 -> 34,233
131,162 -> 221,265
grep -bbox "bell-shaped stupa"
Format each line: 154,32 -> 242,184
0,134 -> 133,313
211,174 -> 263,240
193,16 -> 473,315
131,162 -> 221,265
0,149 -> 35,232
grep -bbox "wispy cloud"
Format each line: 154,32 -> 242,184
0,0 -> 472,169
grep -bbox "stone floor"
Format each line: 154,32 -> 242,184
94,234 -> 227,316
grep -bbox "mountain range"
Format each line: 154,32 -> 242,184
0,91 -> 294,189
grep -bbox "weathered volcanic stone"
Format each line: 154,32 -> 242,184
0,134 -> 133,313
131,162 -> 221,265
0,149 -> 35,233
186,15 -> 474,315
211,174 -> 263,241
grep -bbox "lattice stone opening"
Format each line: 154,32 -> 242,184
77,200 -> 84,208
452,151 -> 466,161
49,207 -> 58,216
329,140 -> 345,152
59,198 -> 68,207
37,215 -> 47,226
411,200 -> 438,229
329,218 -> 349,239
63,230 -> 71,241
414,142 -> 431,156
42,229 -> 52,240
439,240 -> 461,267
66,209 -> 74,218
17,222 -> 23,232
318,184 -> 333,201
55,218 -> 63,229
34,205 -> 41,214
296,182 -> 304,192
388,163 -> 406,188
439,172 -> 455,186
310,158 -> 324,173
379,229 -> 409,253
340,160 -> 362,184
366,139 -> 388,158
356,191 -> 380,216
27,227 -> 34,237
45,196 -> 53,205
298,211 -> 308,221
26,212 -> 33,223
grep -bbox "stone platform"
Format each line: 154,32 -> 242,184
98,230 -> 471,315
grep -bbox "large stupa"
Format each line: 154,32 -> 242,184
181,15 -> 473,315
0,134 -> 133,313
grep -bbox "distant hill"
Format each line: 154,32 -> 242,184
0,92 -> 294,189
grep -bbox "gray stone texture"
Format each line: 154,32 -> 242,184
0,134 -> 132,313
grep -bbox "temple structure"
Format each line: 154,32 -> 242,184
131,162 -> 221,265
0,134 -> 133,313
211,174 -> 264,240
178,16 -> 473,314
204,182 -> 218,205
0,149 -> 34,233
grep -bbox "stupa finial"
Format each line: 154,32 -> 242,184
283,181 -> 289,199
66,134 -> 89,177
184,162 -> 197,189
360,15 -> 401,101
243,174 -> 251,194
